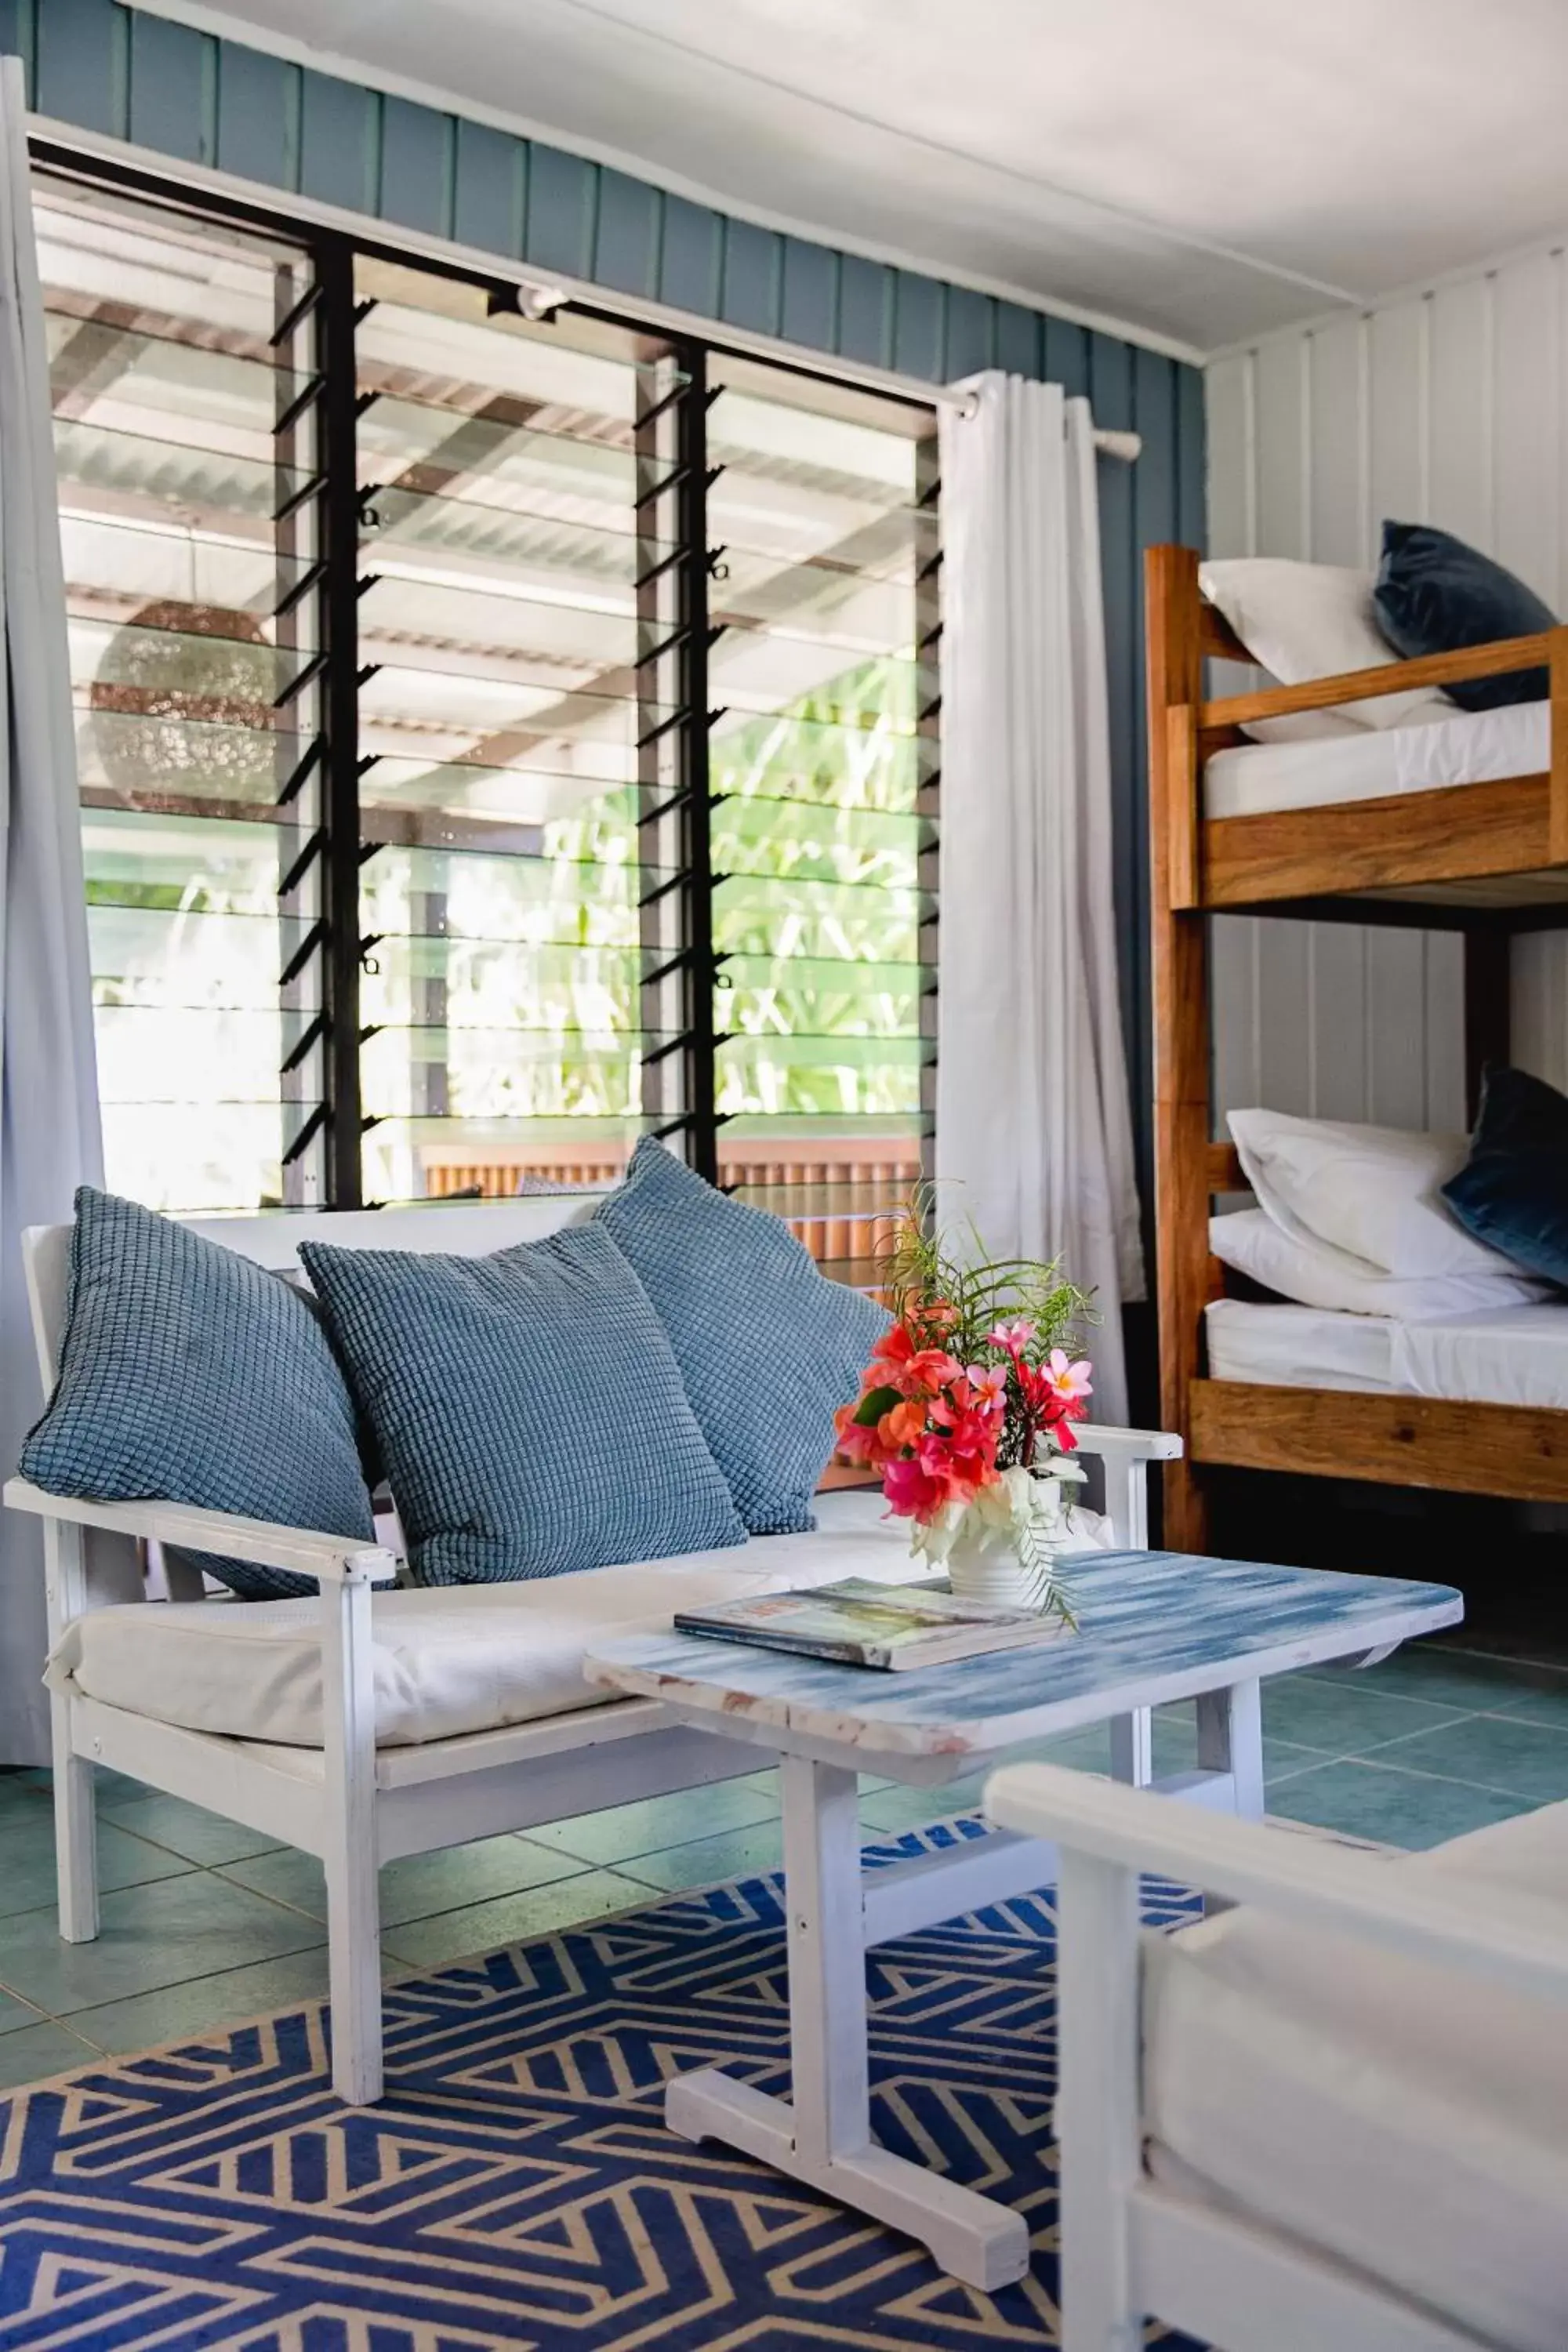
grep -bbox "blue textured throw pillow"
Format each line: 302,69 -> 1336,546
1373,520 -> 1555,711
596,1139 -> 891,1534
299,1221 -> 746,1587
20,1188 -> 376,1599
1442,1065 -> 1568,1287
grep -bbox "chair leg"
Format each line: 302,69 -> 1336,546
321,1571 -> 383,2105
325,1816 -> 383,2106
53,1744 -> 98,1944
1056,1847 -> 1145,2352
44,1519 -> 98,1944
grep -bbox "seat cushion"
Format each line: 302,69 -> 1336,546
20,1188 -> 375,1602
299,1221 -> 746,1586
596,1138 -> 890,1535
45,1491 -> 912,1748
1142,1799 -> 1568,2352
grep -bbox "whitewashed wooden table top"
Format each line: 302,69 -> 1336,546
584,1549 -> 1463,1759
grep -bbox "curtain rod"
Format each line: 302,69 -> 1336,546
29,111 -> 1142,461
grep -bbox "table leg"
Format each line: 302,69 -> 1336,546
665,1751 -> 1031,2289
782,1755 -> 868,2165
1194,1679 -> 1265,1918
1195,1678 -> 1265,1820
1109,1708 -> 1153,1788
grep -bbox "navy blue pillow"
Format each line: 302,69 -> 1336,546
299,1220 -> 746,1586
1373,520 -> 1555,711
20,1188 -> 376,1599
1441,1065 -> 1568,1287
596,1139 -> 890,1534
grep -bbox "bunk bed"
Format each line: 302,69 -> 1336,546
1146,542 -> 1568,1551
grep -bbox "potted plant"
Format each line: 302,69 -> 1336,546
836,1207 -> 1094,1623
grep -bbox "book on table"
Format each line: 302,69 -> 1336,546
672,1578 -> 1070,1671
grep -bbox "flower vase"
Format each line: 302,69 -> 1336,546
941,1465 -> 1078,1621
946,1523 -> 1053,1610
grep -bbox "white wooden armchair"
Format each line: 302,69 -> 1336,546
985,1762 -> 1568,2352
5,1193 -> 1181,2108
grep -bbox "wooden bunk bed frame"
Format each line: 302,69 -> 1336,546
1147,541 -> 1568,1551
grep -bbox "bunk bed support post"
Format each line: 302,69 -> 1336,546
1146,545 -> 1210,1553
1463,925 -> 1510,1127
1550,628 -> 1568,868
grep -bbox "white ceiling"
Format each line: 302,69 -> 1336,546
140,0 -> 1568,354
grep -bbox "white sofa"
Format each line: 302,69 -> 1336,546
985,1761 -> 1568,2352
6,1191 -> 1179,2105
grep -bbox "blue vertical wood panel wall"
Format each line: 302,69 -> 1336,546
9,0 -> 1202,1244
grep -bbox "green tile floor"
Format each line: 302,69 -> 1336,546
2,1636 -> 1566,2091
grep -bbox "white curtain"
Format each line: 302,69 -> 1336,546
936,372 -> 1144,1424
0,57 -> 107,1764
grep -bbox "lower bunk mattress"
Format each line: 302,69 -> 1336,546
1205,1296 -> 1568,1410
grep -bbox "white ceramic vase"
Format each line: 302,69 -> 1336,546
946,1526 -> 1047,1610
940,1465 -> 1076,1615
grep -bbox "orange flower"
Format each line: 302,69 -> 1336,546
867,1323 -> 917,1391
866,1322 -> 960,1399
877,1397 -> 927,1453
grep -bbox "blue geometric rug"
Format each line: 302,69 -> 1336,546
0,1819 -> 1202,2350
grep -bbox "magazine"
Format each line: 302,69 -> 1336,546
672,1577 -> 1071,1671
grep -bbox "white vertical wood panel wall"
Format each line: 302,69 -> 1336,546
1204,244 -> 1568,1134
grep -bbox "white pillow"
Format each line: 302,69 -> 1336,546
1228,1108 -> 1516,1280
1209,1208 -> 1546,1319
1200,559 -> 1453,741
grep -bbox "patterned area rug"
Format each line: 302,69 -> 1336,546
0,1819 -> 1203,2350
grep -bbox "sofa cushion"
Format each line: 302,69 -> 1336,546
20,1187 -> 375,1602
45,1494 -> 910,1748
299,1221 -> 746,1587
596,1138 -> 890,1535
1142,1799 -> 1568,2352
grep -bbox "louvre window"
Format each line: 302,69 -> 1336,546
350,260 -> 688,1205
38,175 -> 325,1213
704,361 -> 938,1282
34,162 -> 938,1286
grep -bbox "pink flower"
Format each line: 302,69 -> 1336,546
833,1403 -> 885,1468
883,1454 -> 953,1525
966,1363 -> 1008,1413
1042,1348 -> 1093,1405
988,1316 -> 1036,1353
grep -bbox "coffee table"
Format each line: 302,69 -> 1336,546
585,1547 -> 1461,2289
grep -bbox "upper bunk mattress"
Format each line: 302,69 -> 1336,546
1206,1295 -> 1568,1410
1204,698 -> 1548,821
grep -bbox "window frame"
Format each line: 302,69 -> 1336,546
32,134 -> 939,1220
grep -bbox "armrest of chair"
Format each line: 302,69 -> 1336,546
1063,1426 -> 1182,1550
3,1478 -> 399,1588
1070,1426 -> 1183,1467
985,1761 -> 1568,2008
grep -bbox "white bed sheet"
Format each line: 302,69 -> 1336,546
1206,1294 -> 1568,1408
1205,697 -> 1548,820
